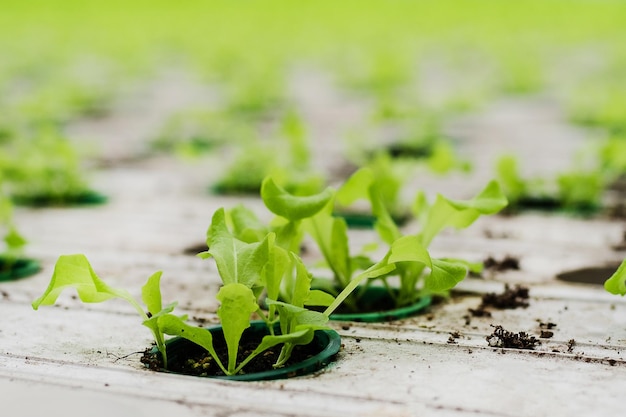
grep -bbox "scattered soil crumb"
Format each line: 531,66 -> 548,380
1,290 -> 9,299
486,325 -> 540,350
483,230 -> 511,239
483,255 -> 521,272
567,339 -> 576,353
341,325 -> 351,331
192,316 -> 209,326
538,321 -> 557,338
481,284 -> 529,309
469,284 -> 529,319
447,331 -> 461,344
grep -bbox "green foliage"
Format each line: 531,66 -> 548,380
365,180 -> 505,305
598,136 -> 626,179
556,171 -> 604,211
0,178 -> 28,270
309,168 -> 507,309
32,254 -> 178,368
31,229 -> 341,376
569,86 -> 626,135
335,159 -> 408,224
1,129 -> 96,206
212,136 -> 324,197
216,283 -> 259,374
261,177 -> 334,222
496,154 -> 605,213
605,259 -> 626,296
495,155 -> 529,205
151,109 -> 253,157
260,177 -> 334,253
418,180 -> 509,247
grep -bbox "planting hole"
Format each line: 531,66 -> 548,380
556,265 -> 620,285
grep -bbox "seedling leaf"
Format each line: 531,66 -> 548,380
389,235 -> 432,266
424,259 -> 468,292
261,177 -> 334,221
158,314 -> 226,375
420,180 -> 507,246
305,290 -> 335,307
32,254 -> 134,309
206,208 -> 270,288
335,167 -> 374,206
216,283 -> 258,374
605,259 -> 626,296
141,271 -> 163,315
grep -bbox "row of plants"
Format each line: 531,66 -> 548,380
2,1 -> 626,146
31,172 -> 508,379
496,132 -> 626,215
1,2 -> 625,219
1,0 -> 625,385
27,164 -> 626,381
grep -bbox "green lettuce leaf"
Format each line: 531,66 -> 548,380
32,254 -> 134,309
605,259 -> 626,296
261,177 -> 334,221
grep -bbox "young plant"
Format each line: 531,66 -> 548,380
1,129 -> 103,206
332,168 -> 506,308
496,154 -> 604,213
386,179 -> 508,306
212,112 -> 324,197
261,171 -> 507,311
151,108 -> 252,158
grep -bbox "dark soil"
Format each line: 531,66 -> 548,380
486,325 -> 540,350
140,329 -> 324,377
469,284 -> 529,318
538,322 -> 557,338
481,284 -> 529,309
567,339 -> 576,353
447,331 -> 461,344
483,255 -> 520,272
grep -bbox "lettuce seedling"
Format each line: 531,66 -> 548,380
160,207 -> 384,376
496,154 -> 604,213
307,167 -> 507,309
32,254 -> 179,368
1,129 -> 103,206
